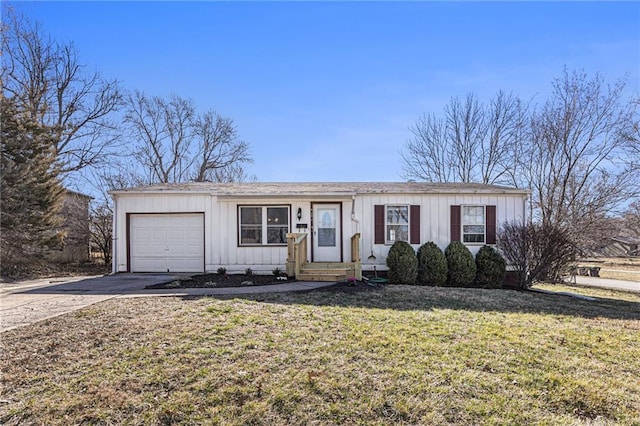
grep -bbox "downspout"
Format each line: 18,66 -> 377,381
523,193 -> 529,285
350,195 -> 360,233
111,193 -> 117,274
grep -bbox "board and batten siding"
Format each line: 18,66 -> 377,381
112,193 -> 211,273
356,192 -> 526,271
113,189 -> 526,274
214,197 -> 356,272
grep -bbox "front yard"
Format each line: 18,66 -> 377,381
1,285 -> 639,425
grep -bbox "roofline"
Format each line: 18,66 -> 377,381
110,186 -> 530,197
65,189 -> 94,199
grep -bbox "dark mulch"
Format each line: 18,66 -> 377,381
146,273 -> 384,292
146,273 -> 291,289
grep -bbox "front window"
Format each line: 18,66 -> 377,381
386,205 -> 409,243
239,206 -> 289,245
462,205 -> 485,243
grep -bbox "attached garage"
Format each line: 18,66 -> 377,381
129,213 -> 205,273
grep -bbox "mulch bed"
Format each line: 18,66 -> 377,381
146,273 -> 385,292
146,273 -> 292,289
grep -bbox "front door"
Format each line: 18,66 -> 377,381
312,203 -> 342,262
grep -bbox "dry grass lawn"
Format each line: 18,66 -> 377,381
1,285 -> 639,425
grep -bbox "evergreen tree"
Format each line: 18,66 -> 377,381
1,95 -> 64,275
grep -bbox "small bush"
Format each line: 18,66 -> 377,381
272,267 -> 282,277
245,268 -> 253,276
497,221 -> 577,289
475,245 -> 506,288
417,242 -> 447,286
217,267 -> 227,275
386,241 -> 418,285
445,241 -> 476,287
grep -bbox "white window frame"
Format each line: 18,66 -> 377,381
385,205 -> 410,244
462,205 -> 485,244
239,205 -> 290,246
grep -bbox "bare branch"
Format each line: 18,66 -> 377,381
123,92 -> 252,184
1,10 -> 122,174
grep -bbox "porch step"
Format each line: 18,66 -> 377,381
296,272 -> 348,282
297,263 -> 352,282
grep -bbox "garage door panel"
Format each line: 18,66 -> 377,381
130,214 -> 204,273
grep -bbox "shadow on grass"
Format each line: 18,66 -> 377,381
191,284 -> 640,321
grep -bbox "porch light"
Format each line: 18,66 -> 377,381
297,207 -> 302,220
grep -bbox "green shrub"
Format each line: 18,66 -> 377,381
417,242 -> 447,286
272,267 -> 282,277
386,241 -> 418,285
444,241 -> 476,287
475,245 -> 507,288
217,267 -> 227,275
245,268 -> 253,276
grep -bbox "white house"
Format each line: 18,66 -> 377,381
110,182 -> 528,280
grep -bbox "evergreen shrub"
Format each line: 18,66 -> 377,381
475,245 -> 507,288
444,241 -> 476,287
416,242 -> 447,286
386,241 -> 418,285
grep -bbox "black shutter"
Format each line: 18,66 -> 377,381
374,205 -> 385,244
410,205 -> 420,244
451,205 -> 461,242
486,205 -> 497,244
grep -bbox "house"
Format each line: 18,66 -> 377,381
50,190 -> 92,263
592,236 -> 640,257
110,182 -> 528,280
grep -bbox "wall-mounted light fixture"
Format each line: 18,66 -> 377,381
297,207 -> 302,220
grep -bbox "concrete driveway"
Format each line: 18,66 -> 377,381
0,274 -> 334,332
0,274 -> 179,332
574,276 -> 639,293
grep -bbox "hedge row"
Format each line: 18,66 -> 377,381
386,241 -> 506,288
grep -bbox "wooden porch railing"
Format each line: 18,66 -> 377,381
286,233 -> 308,278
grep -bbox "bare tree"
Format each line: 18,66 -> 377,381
124,91 -> 196,183
521,69 -> 638,238
1,9 -> 122,175
402,91 -> 525,185
191,110 -> 253,182
402,113 -> 452,183
89,202 -> 112,266
79,165 -> 148,267
498,221 -> 577,288
124,91 -> 252,184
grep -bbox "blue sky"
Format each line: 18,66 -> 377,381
8,1 -> 640,183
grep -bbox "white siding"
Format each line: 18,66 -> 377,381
357,193 -> 526,271
113,190 -> 526,274
113,193 -> 211,273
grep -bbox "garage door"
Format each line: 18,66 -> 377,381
130,214 -> 204,273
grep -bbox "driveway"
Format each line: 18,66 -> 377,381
573,276 -> 639,293
0,274 -> 334,332
0,274 -> 177,332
